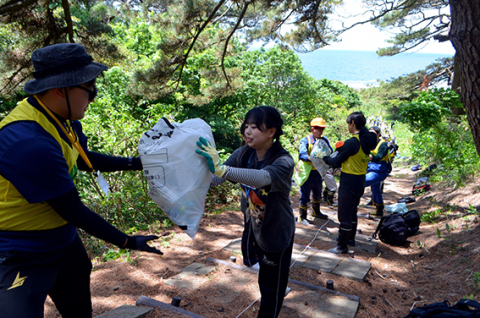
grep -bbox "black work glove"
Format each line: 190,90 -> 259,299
125,235 -> 163,255
132,157 -> 143,170
127,157 -> 143,171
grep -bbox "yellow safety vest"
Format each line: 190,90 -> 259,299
341,134 -> 369,175
371,139 -> 391,163
305,134 -> 317,171
0,98 -> 79,231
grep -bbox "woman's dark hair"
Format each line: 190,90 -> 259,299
346,111 -> 366,129
240,106 -> 284,143
237,106 -> 288,168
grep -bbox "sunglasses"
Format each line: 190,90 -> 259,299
75,85 -> 98,101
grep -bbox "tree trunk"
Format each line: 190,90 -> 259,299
451,53 -> 461,93
449,0 -> 480,158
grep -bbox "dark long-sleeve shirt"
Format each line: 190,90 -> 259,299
370,141 -> 388,162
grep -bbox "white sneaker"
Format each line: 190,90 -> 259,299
299,218 -> 312,225
250,263 -> 260,271
285,287 -> 291,296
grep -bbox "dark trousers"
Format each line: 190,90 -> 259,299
299,170 -> 323,205
337,173 -> 365,230
242,221 -> 293,318
0,234 -> 93,318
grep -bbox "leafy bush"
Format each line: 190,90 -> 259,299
398,88 -> 479,184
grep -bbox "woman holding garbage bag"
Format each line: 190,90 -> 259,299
323,112 -> 377,254
196,106 -> 295,318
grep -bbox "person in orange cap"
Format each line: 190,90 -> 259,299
296,117 -> 332,224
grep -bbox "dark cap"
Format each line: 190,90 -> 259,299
370,126 -> 381,134
24,43 -> 108,94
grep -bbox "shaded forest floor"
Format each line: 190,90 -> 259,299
45,162 -> 480,318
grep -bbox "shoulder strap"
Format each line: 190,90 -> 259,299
455,299 -> 480,311
372,216 -> 387,239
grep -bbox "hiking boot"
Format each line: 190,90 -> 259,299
328,229 -> 349,254
325,190 -> 336,206
298,205 -> 312,224
369,203 -> 384,218
322,189 -> 329,203
365,199 -> 375,208
311,201 -> 328,219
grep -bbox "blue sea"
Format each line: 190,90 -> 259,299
296,50 -> 453,89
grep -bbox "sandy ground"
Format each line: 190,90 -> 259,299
44,163 -> 480,317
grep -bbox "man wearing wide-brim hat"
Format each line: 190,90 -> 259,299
0,43 -> 163,317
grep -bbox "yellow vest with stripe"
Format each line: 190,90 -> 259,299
371,139 -> 391,163
0,98 -> 79,231
341,134 -> 369,175
304,134 -> 317,171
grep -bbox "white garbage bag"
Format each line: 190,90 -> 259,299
385,202 -> 408,214
310,138 -> 332,178
138,117 -> 214,239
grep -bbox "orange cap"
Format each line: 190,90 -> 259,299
310,117 -> 328,127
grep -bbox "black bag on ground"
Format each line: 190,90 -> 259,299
398,196 -> 416,204
403,299 -> 480,317
373,213 -> 409,246
373,210 -> 421,246
404,210 -> 420,236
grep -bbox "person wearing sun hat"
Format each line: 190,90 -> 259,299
296,117 -> 332,224
0,43 -> 163,317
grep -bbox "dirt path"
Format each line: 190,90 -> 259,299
44,163 -> 480,317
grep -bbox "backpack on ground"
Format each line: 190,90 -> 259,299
413,177 -> 431,195
403,299 -> 480,317
372,210 -> 421,246
404,210 -> 420,236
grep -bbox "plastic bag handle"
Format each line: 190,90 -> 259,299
161,117 -> 175,129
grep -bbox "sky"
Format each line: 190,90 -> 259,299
325,0 -> 455,55
248,1 -> 455,55
323,23 -> 455,54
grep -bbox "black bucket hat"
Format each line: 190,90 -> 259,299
24,43 -> 108,95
